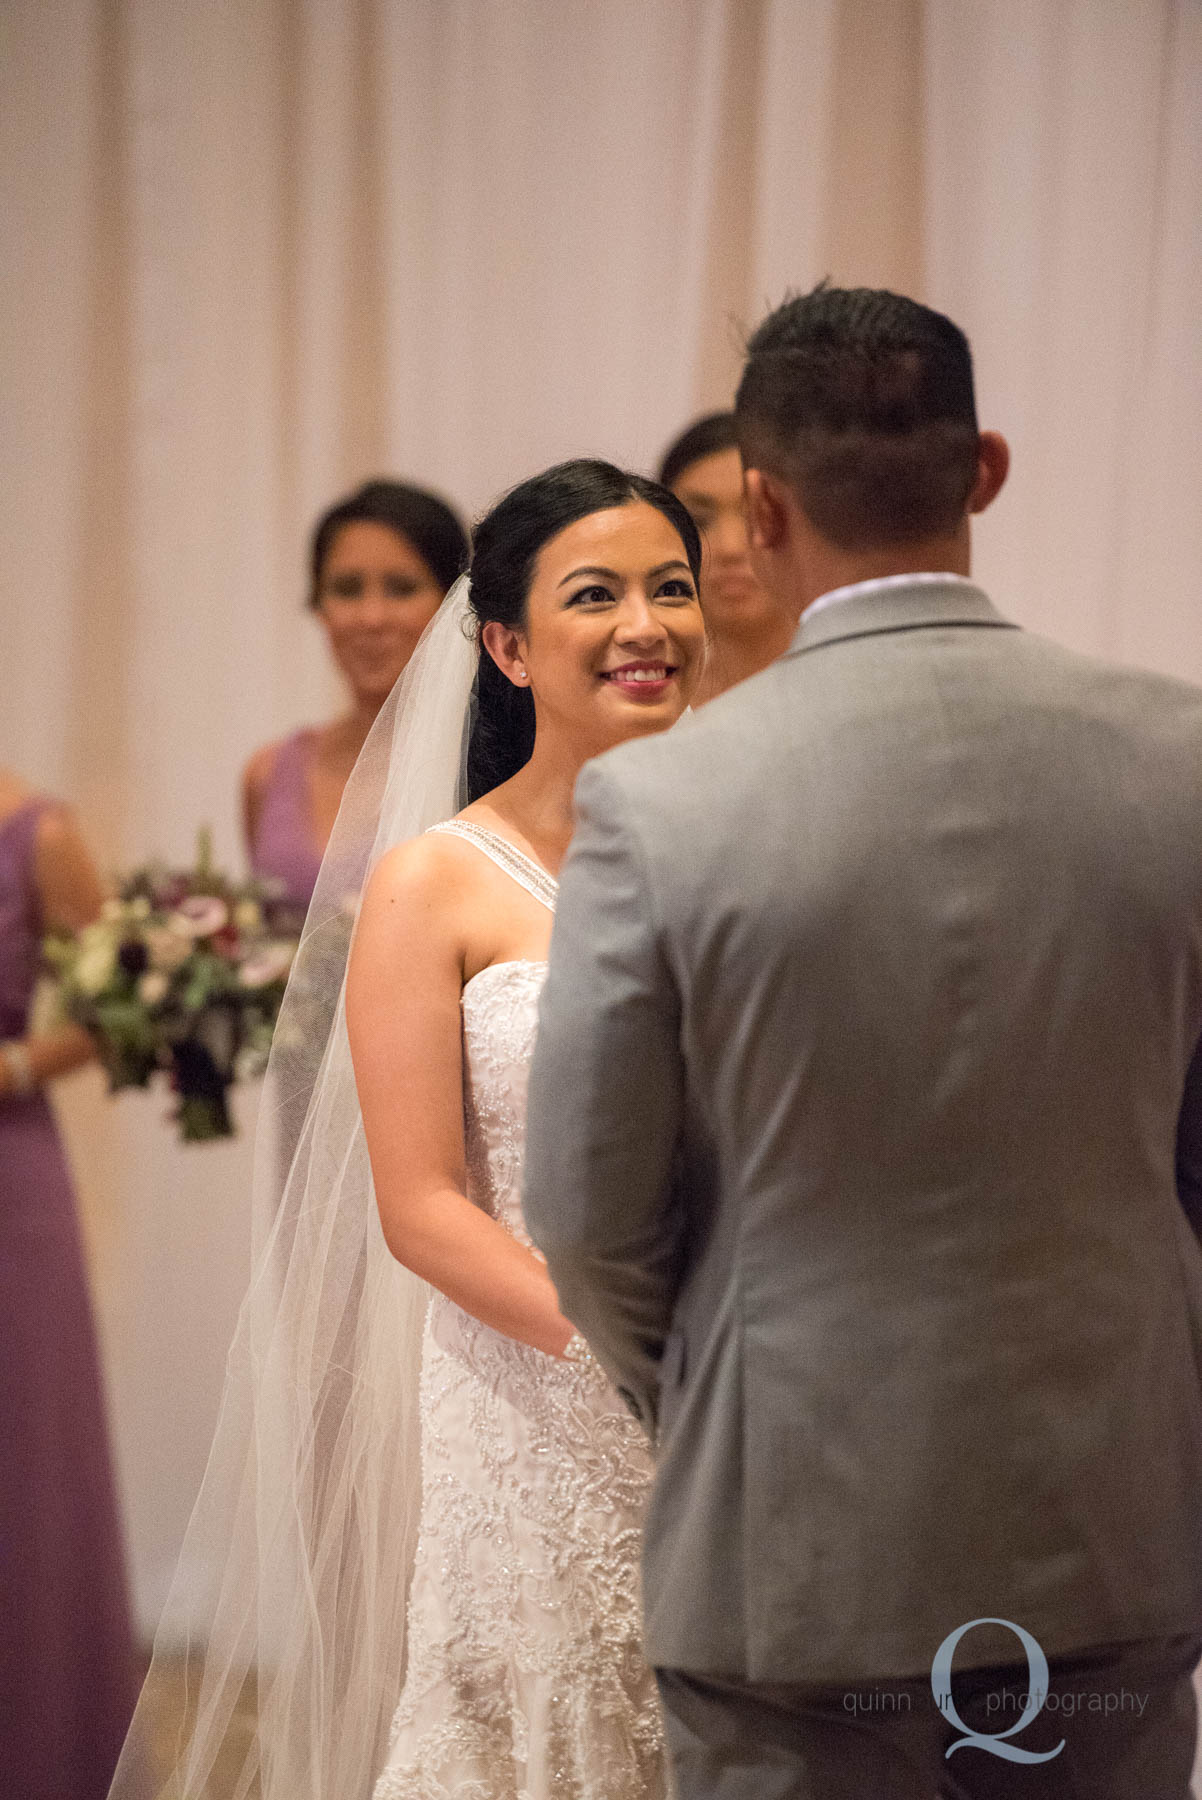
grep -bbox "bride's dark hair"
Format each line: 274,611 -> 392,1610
466,458 -> 702,802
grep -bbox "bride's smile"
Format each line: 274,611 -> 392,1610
598,658 -> 680,700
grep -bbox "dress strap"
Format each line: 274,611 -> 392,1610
427,819 -> 557,913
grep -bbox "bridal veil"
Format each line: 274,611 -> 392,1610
109,579 -> 479,1799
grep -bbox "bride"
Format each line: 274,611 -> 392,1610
109,460 -> 704,1800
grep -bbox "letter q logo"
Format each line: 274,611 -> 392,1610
931,1618 -> 1065,1764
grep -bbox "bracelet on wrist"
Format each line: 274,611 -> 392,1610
0,1040 -> 37,1097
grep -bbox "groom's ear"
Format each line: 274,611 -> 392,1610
968,430 -> 1010,515
743,467 -> 789,553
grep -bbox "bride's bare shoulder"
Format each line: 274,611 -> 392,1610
363,826 -> 491,924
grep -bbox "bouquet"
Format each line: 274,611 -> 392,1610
45,828 -> 300,1141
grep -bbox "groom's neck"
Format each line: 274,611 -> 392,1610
788,518 -> 973,618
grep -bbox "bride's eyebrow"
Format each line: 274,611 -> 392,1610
557,565 -> 620,588
556,560 -> 692,589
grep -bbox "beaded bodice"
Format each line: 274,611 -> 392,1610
427,818 -> 559,1242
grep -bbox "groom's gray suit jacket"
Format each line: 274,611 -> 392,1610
523,579 -> 1202,1684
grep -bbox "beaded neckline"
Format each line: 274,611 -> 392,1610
427,818 -> 558,913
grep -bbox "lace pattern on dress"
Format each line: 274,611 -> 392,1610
370,894 -> 665,1798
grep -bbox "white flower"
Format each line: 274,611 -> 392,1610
75,937 -> 118,996
137,970 -> 170,1007
169,896 -> 230,938
238,941 -> 296,988
233,899 -> 262,932
145,927 -> 192,972
129,895 -> 152,920
235,1042 -> 271,1081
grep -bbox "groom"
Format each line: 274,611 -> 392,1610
523,285 -> 1202,1797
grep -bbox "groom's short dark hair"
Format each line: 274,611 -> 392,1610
735,284 -> 980,550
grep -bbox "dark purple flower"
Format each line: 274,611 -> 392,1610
118,937 -> 150,977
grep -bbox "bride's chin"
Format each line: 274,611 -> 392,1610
618,699 -> 686,731
585,699 -> 683,752
597,676 -> 683,706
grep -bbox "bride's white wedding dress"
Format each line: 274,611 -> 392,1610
372,820 -> 667,1800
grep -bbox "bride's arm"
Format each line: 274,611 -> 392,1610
346,834 -> 575,1358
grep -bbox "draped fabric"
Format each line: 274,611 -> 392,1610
1,0 -> 1198,1643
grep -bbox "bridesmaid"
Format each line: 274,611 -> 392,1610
658,412 -> 793,703
0,769 -> 135,1800
243,480 -> 469,916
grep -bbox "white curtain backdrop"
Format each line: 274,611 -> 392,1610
2,0 -> 1200,1642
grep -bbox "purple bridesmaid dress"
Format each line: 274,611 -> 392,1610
0,800 -> 136,1800
247,729 -> 324,919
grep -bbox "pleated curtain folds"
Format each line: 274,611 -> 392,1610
1,0 -> 1198,1645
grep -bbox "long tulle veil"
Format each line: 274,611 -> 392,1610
109,578 -> 480,1799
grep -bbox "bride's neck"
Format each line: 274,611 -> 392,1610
483,749 -> 581,871
483,709 -> 647,870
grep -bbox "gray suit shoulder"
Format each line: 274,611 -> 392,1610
1012,625 -> 1202,702
1002,628 -> 1202,760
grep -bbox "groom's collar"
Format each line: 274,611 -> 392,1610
783,573 -> 1017,658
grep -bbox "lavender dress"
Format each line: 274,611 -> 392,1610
0,800 -> 135,1800
248,729 -> 324,918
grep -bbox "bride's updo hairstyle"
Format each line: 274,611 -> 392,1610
466,457 -> 702,802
